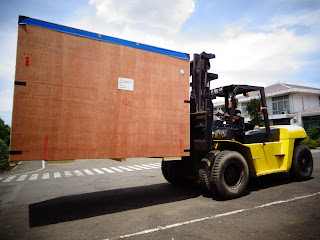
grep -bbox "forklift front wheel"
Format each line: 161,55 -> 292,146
210,151 -> 249,199
199,150 -> 220,195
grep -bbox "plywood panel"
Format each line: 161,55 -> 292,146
10,23 -> 190,161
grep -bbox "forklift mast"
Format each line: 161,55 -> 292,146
190,52 -> 218,152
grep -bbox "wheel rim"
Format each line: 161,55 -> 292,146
224,162 -> 242,187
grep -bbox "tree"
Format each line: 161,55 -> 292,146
246,98 -> 262,126
0,118 -> 11,172
306,127 -> 320,140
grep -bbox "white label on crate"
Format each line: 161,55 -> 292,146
118,77 -> 134,91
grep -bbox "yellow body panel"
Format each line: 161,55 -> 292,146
213,125 -> 306,177
275,125 -> 307,139
246,140 -> 295,176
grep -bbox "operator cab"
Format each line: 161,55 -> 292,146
211,84 -> 278,144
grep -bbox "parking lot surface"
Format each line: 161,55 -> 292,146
0,151 -> 319,240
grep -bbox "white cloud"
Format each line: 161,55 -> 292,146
173,10 -> 320,88
2,1 -> 320,125
263,8 -> 320,33
89,0 -> 195,33
65,4 -> 320,90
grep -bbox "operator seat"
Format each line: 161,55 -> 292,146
234,117 -> 245,142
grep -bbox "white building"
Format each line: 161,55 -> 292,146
213,83 -> 320,130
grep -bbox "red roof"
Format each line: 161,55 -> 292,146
244,83 -> 320,98
290,106 -> 320,117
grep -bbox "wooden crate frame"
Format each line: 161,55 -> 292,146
10,17 -> 190,161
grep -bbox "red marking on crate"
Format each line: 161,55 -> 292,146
179,138 -> 183,154
122,97 -> 130,106
43,135 -> 49,160
25,56 -> 30,67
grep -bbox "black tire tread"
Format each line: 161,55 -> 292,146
290,144 -> 313,181
210,150 -> 249,199
199,150 -> 220,195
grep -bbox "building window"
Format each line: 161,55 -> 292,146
272,95 -> 290,114
303,116 -> 320,130
241,102 -> 248,116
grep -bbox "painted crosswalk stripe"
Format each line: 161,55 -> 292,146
54,172 -> 61,178
42,173 -> 50,179
64,171 -> 72,177
16,175 -> 27,182
133,165 -> 152,170
102,168 -> 115,173
148,163 -> 161,167
3,176 -> 16,182
93,168 -> 105,174
110,167 -> 124,172
84,169 -> 94,175
126,166 -> 143,171
118,166 -> 134,172
29,174 -> 38,180
74,170 -> 83,176
141,164 -> 159,169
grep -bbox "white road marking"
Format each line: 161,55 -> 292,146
16,175 -> 27,181
133,165 -> 152,170
102,168 -> 115,173
29,174 -> 38,180
110,192 -> 320,239
54,172 -> 61,178
118,166 -> 134,172
10,160 -> 46,177
1,163 -> 162,183
126,166 -> 143,171
141,164 -> 160,169
74,170 -> 83,176
93,168 -> 105,174
147,163 -> 161,167
42,173 -> 50,179
3,176 -> 16,182
110,167 -> 124,172
84,169 -> 94,175
64,171 -> 72,177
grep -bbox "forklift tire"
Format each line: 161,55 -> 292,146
199,150 -> 220,195
162,161 -> 176,184
161,160 -> 192,184
210,151 -> 249,199
290,144 -> 313,181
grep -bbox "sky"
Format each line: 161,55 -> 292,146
0,0 -> 320,125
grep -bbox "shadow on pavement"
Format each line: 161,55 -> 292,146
248,172 -> 314,191
29,183 -> 201,228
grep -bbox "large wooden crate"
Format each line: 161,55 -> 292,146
10,16 -> 190,161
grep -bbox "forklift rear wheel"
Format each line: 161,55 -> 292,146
210,151 -> 249,199
199,150 -> 220,195
290,144 -> 313,180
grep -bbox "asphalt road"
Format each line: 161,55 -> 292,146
0,151 -> 319,240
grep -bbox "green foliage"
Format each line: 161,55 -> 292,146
301,138 -> 318,149
306,126 -> 320,140
0,118 -> 10,172
246,98 -> 262,126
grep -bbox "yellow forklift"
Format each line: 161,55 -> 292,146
162,52 -> 313,200
198,84 -> 313,199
